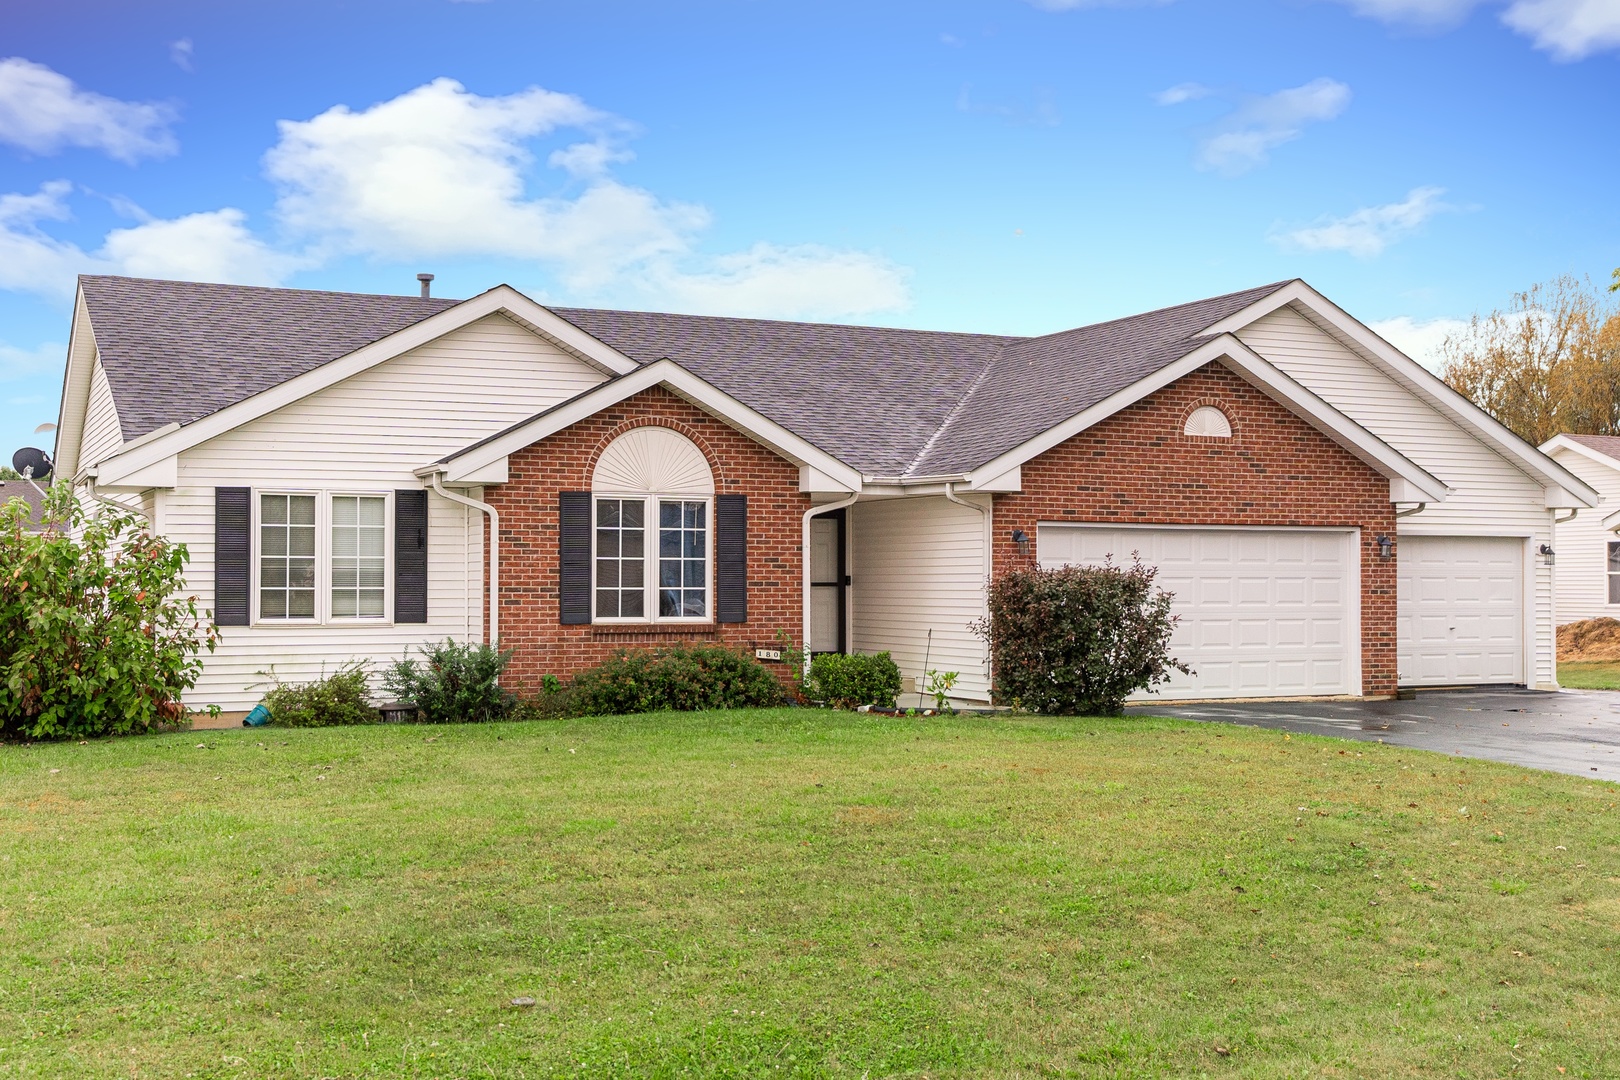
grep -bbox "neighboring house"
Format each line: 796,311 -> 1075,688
50,274 -> 1596,714
1539,434 -> 1620,624
0,480 -> 47,532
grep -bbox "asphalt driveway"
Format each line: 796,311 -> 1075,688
1130,688 -> 1620,783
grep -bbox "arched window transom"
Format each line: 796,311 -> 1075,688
590,427 -> 714,623
1183,405 -> 1232,438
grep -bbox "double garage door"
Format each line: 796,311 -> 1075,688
1039,525 -> 1354,700
1039,526 -> 1525,700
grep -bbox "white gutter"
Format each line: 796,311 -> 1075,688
426,471 -> 500,646
801,491 -> 860,676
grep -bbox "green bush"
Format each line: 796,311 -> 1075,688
381,639 -> 515,723
974,558 -> 1189,716
261,661 -> 376,727
1,486 -> 215,740
571,645 -> 785,716
806,651 -> 902,709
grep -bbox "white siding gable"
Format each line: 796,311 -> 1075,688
167,312 -> 612,710
1238,305 -> 1557,687
80,358 -> 124,467
1546,446 -> 1620,625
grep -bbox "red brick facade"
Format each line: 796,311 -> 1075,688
484,385 -> 810,693
989,362 -> 1398,696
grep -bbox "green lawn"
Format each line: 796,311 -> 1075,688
3,710 -> 1618,1078
1558,661 -> 1620,690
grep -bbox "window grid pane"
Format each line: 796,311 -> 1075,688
332,495 -> 387,619
658,500 -> 707,618
260,494 -> 317,620
595,498 -> 646,618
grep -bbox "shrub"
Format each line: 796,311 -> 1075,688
261,661 -> 376,727
381,639 -> 515,723
974,558 -> 1189,716
806,651 -> 902,709
0,486 -> 215,740
571,645 -> 784,716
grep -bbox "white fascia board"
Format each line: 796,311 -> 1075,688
439,359 -> 863,492
96,455 -> 176,491
1603,507 -> 1620,533
92,284 -> 641,483
1205,279 -> 1601,508
972,466 -> 1022,492
799,465 -> 852,494
963,336 -> 1446,503
1540,434 -> 1620,476
53,287 -> 98,483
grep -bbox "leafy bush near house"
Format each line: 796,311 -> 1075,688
0,485 -> 216,740
806,651 -> 902,709
381,639 -> 515,724
571,645 -> 784,716
261,661 -> 377,727
974,558 -> 1189,716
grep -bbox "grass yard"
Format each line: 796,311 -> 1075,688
1557,661 -> 1620,690
3,710 -> 1619,1078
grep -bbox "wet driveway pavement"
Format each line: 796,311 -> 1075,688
1129,688 -> 1620,783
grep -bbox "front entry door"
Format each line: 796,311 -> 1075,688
809,510 -> 846,654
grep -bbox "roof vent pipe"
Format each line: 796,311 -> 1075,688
417,273 -> 435,298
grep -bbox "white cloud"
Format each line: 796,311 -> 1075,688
0,58 -> 177,163
0,339 -> 64,382
1318,0 -> 1485,25
0,180 -> 299,296
264,77 -> 909,316
1193,78 -> 1351,175
1154,82 -> 1211,105
1501,0 -> 1620,58
170,39 -> 194,72
1368,315 -> 1470,369
1276,186 -> 1452,256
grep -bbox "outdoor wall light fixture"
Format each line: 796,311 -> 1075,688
1539,543 -> 1556,566
1011,529 -> 1030,556
1375,535 -> 1394,559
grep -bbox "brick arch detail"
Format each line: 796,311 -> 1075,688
1178,397 -> 1237,441
584,415 -> 726,489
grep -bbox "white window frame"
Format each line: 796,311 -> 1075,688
590,493 -> 714,625
251,489 -> 395,626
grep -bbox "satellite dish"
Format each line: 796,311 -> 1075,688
33,422 -> 56,435
12,447 -> 51,481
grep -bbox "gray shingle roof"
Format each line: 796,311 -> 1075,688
0,480 -> 47,531
77,274 -> 1291,477
1564,435 -> 1620,466
80,276 -> 459,440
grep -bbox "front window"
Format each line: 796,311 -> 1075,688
257,491 -> 391,623
260,494 -> 316,619
594,495 -> 710,622
1609,542 -> 1620,604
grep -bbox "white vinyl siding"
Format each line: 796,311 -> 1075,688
1238,305 -> 1556,689
849,495 -> 991,702
166,312 -> 610,711
1544,447 -> 1620,625
80,359 -> 124,466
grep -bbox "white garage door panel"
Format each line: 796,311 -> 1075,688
1397,536 -> 1523,686
1038,525 -> 1354,700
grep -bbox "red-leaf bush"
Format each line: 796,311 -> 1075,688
974,558 -> 1189,716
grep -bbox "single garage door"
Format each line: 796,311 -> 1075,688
1397,535 -> 1523,686
1038,525 -> 1355,700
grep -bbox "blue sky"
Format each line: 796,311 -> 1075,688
3,0 -> 1617,464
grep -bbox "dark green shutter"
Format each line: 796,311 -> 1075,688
716,494 -> 747,624
395,489 -> 428,623
559,492 -> 592,625
214,487 -> 250,627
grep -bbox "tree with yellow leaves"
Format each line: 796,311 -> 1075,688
1439,274 -> 1620,447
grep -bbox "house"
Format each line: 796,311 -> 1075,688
1539,434 -> 1620,624
0,480 -> 48,532
50,274 -> 1596,715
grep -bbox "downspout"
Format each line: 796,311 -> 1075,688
944,481 -> 991,704
801,490 -> 860,677
1394,503 -> 1427,519
84,472 -> 150,520
427,471 -> 500,646
1554,508 -> 1577,526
